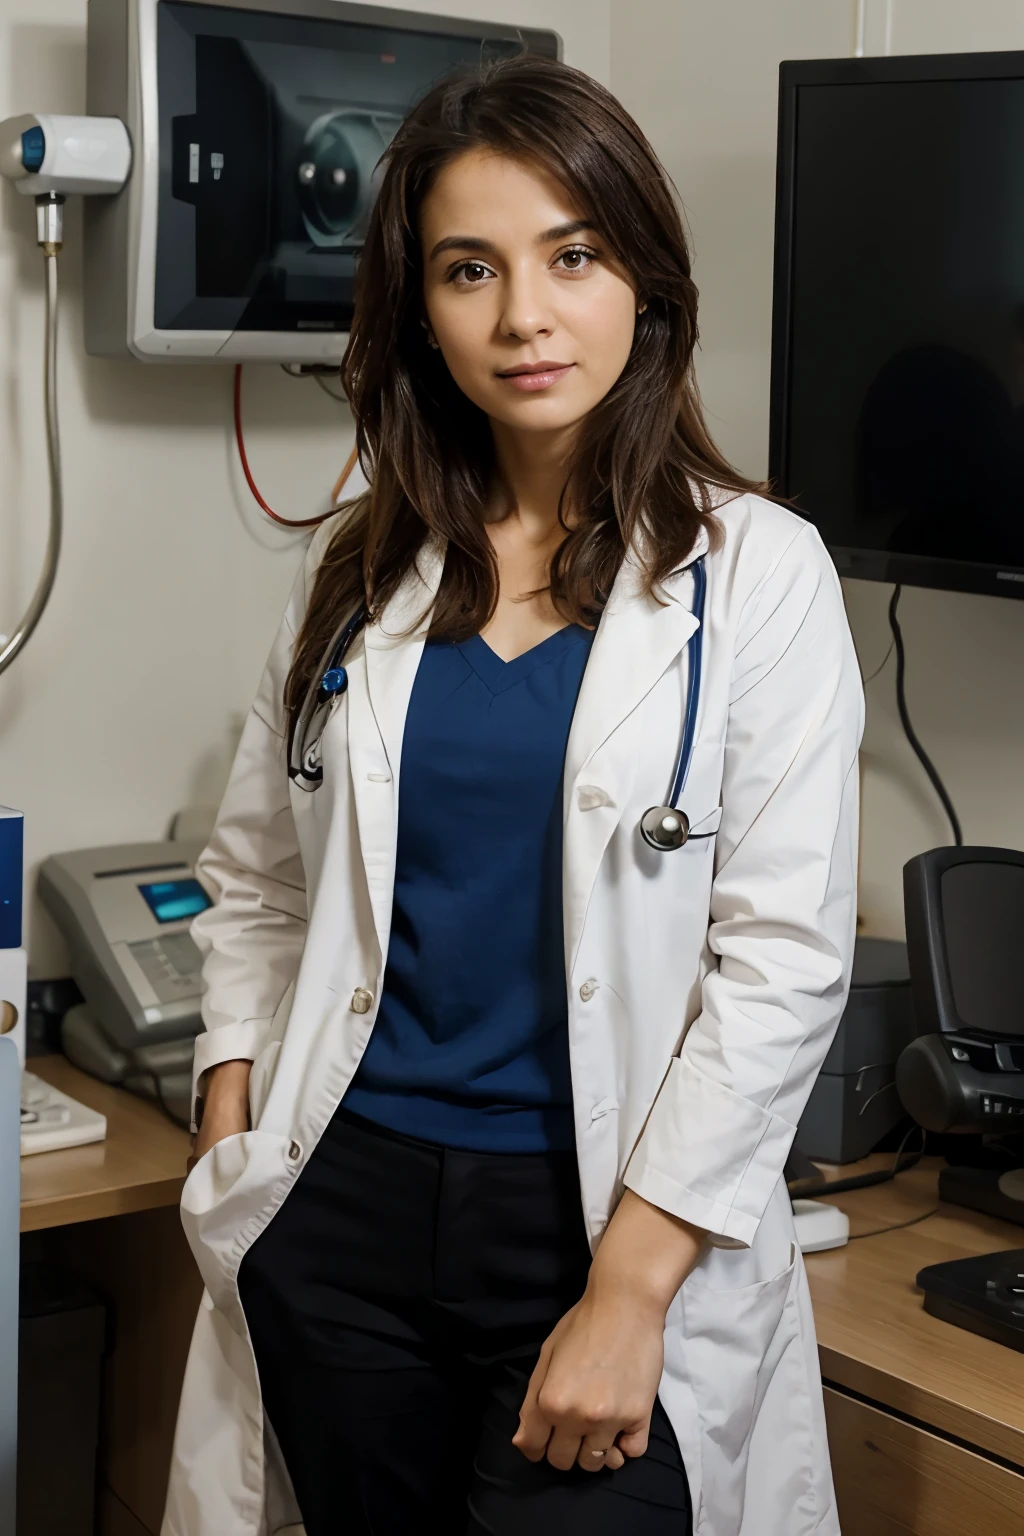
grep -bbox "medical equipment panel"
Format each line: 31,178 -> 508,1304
84,0 -> 560,362
38,839 -> 208,1048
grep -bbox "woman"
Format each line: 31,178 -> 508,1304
163,55 -> 862,1536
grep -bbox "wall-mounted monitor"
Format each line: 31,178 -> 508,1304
84,0 -> 559,363
770,51 -> 1024,601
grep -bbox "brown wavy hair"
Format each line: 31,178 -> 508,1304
285,53 -> 765,724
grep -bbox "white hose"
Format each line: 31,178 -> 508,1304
0,248 -> 62,677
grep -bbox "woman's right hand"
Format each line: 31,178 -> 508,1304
187,1058 -> 252,1173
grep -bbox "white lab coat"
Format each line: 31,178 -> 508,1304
162,491 -> 863,1536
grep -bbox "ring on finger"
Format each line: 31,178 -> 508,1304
589,1448 -> 607,1459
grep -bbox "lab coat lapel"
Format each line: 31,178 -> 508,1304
343,537 -> 444,961
563,534 -> 707,968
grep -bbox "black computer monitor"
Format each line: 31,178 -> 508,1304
770,52 -> 1024,602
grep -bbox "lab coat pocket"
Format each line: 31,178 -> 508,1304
681,1252 -> 798,1534
180,1129 -> 293,1318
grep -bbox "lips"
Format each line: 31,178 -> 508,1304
496,361 -> 576,392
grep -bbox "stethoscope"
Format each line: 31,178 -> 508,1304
289,558 -> 712,853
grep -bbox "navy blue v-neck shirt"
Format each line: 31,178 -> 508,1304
343,623 -> 595,1152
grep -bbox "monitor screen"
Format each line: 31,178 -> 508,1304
771,56 -> 1024,601
155,2 -> 558,336
137,877 -> 212,925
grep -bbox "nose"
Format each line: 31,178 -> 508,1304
499,261 -> 555,343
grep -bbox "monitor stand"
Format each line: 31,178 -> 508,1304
939,1133 -> 1024,1226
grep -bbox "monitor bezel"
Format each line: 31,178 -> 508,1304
769,50 -> 1024,603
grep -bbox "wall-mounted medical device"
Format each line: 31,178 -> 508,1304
39,840 -> 209,1116
0,114 -> 131,197
84,0 -> 560,363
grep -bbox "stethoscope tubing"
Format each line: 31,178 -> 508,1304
288,606 -> 366,789
669,557 -> 706,809
290,558 -> 713,855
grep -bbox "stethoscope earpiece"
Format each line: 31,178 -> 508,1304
640,806 -> 690,851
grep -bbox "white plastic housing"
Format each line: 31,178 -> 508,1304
791,1198 -> 850,1254
0,114 -> 131,196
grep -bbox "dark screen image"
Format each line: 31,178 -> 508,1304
780,77 -> 1024,584
156,3 -> 556,335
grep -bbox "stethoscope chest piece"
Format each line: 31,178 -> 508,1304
640,805 -> 691,851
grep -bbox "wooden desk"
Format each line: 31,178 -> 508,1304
20,1058 -> 201,1536
809,1157 -> 1024,1534
21,1067 -> 1024,1535
21,1056 -> 190,1231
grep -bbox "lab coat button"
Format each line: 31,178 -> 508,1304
287,1140 -> 303,1163
577,785 -> 613,811
351,987 -> 374,1014
579,978 -> 599,1002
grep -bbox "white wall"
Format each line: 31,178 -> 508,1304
611,0 -> 1024,939
0,0 -> 609,975
7,0 -> 1021,970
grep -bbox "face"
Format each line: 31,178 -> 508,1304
420,149 -> 640,441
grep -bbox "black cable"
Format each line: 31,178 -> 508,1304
888,585 -> 963,847
787,1123 -> 925,1200
848,1207 -> 938,1241
860,636 -> 894,686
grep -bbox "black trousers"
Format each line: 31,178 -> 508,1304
239,1109 -> 692,1534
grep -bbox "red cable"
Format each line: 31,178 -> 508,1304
233,363 -> 357,529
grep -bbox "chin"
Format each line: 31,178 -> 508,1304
485,398 -> 593,435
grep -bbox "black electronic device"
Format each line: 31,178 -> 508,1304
770,51 -> 1024,602
917,1250 -> 1024,1354
899,846 -> 1024,1351
796,937 -> 914,1163
898,846 -> 1024,1136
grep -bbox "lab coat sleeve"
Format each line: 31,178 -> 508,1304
623,524 -> 864,1247
189,517 -> 341,1119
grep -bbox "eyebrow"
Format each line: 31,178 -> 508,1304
428,219 -> 597,262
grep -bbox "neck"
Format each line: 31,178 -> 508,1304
488,420 -> 578,539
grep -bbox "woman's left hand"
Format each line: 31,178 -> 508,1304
513,1279 -> 667,1471
513,1189 -> 706,1473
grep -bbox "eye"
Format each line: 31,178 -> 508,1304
449,260 -> 495,287
554,245 -> 598,275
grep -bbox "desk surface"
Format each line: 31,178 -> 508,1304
20,1057 -> 190,1232
18,1062 -> 1024,1469
809,1155 -> 1024,1469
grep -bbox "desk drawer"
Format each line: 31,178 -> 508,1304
824,1387 -> 1024,1535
